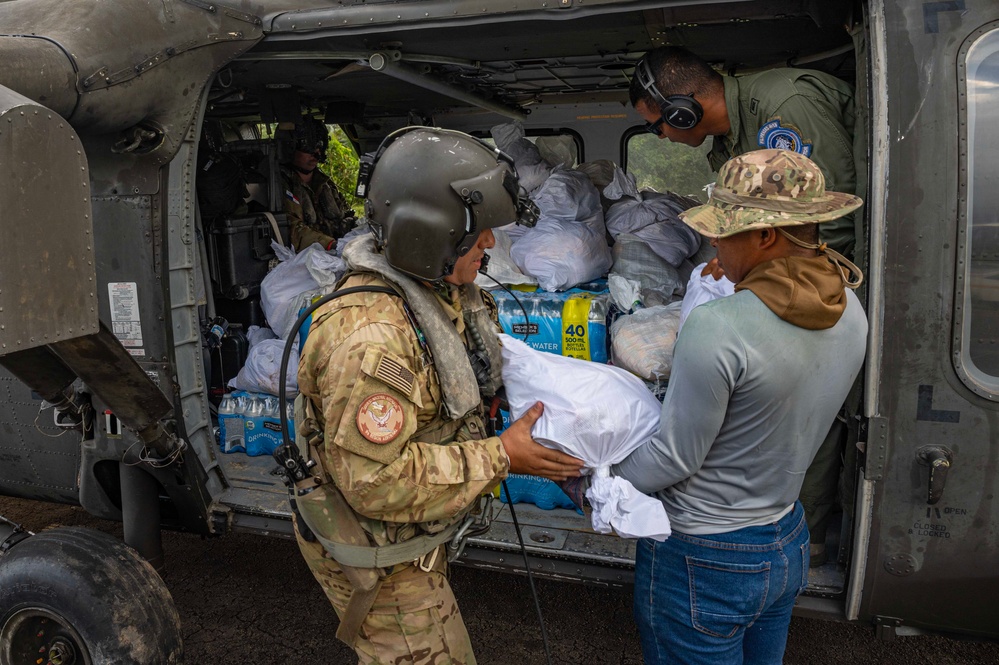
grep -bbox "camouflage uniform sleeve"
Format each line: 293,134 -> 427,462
313,322 -> 509,525
284,174 -> 336,252
291,222 -> 336,253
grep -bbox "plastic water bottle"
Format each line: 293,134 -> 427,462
218,394 -> 245,453
247,395 -> 265,418
263,397 -> 279,418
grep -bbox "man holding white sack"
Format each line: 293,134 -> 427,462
612,149 -> 868,665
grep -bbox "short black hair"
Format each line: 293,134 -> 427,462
630,46 -> 722,108
780,223 -> 820,245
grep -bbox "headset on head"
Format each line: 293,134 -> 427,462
635,57 -> 704,131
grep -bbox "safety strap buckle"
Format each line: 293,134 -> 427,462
416,545 -> 440,573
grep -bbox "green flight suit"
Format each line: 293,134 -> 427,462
708,69 -> 859,259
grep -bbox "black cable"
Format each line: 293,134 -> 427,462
481,271 -> 553,663
479,271 -> 532,342
503,480 -> 555,665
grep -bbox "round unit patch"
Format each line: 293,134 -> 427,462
356,393 -> 405,444
757,120 -> 812,157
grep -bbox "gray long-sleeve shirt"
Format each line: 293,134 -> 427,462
613,288 -> 867,535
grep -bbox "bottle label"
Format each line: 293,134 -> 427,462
561,295 -> 594,361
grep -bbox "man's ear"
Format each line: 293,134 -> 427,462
759,227 -> 779,249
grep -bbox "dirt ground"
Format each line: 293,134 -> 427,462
1,496 -> 996,664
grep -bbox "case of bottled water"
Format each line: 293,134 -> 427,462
217,390 -> 295,456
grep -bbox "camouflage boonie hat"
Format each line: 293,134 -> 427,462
680,149 -> 863,239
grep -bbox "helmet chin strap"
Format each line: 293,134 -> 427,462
293,164 -> 317,176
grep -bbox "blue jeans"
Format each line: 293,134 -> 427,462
634,502 -> 810,665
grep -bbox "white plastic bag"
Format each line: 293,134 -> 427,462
509,167 -> 611,291
334,224 -> 372,257
608,273 -> 642,313
260,242 -> 346,339
500,334 -> 671,540
575,160 -> 618,192
246,325 -> 277,349
602,167 -> 641,202
534,135 -> 576,169
611,234 -> 684,297
606,194 -> 700,267
229,338 -> 299,396
510,220 -> 611,292
491,122 -> 552,194
474,228 -> 537,288
531,167 -> 605,235
610,303 -> 683,381
630,215 -> 702,267
679,262 -> 736,333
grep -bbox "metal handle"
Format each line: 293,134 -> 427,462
916,446 -> 953,505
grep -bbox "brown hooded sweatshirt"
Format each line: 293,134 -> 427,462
735,255 -> 846,330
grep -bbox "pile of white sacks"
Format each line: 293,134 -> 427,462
480,121 -> 735,383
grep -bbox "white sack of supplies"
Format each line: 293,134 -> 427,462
500,334 -> 671,540
261,242 -> 346,339
679,261 -> 735,334
229,337 -> 299,396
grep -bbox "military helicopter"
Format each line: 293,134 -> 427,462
1,0 -> 997,661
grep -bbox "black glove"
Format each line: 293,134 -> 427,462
557,475 -> 591,513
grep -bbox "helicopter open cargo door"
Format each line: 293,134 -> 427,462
0,85 -> 99,352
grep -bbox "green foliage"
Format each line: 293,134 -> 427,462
318,126 -> 363,216
627,134 -> 716,202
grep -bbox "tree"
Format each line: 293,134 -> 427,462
318,126 -> 363,216
627,134 -> 716,202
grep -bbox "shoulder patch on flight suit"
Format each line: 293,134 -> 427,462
356,394 -> 405,444
333,346 -> 420,465
757,119 -> 813,157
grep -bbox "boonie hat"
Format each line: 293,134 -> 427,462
680,149 -> 862,238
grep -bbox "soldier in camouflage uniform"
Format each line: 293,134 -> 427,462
283,117 -> 356,252
294,127 -> 583,664
631,47 -> 864,565
612,149 -> 867,664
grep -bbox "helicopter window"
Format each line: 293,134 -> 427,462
958,26 -> 999,395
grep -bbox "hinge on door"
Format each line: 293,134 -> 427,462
858,415 -> 888,481
874,616 -> 902,643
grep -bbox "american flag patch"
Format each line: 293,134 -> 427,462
285,190 -> 300,205
374,355 -> 416,397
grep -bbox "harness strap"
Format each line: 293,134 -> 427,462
336,584 -> 382,647
312,520 -> 462,569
